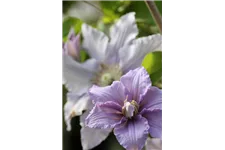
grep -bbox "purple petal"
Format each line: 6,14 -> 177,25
139,86 -> 162,112
114,115 -> 149,150
86,101 -> 123,129
63,28 -> 81,60
74,33 -> 80,51
89,81 -> 127,106
120,67 -> 151,103
142,109 -> 162,139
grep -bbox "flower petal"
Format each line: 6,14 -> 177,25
145,137 -> 162,150
139,86 -> 162,111
142,109 -> 162,139
64,93 -> 89,131
105,12 -> 138,63
67,28 -> 76,40
114,115 -> 149,150
120,67 -> 151,103
63,28 -> 81,60
80,127 -> 111,150
89,81 -> 127,106
63,54 -> 99,94
119,34 -> 162,73
86,101 -> 123,129
82,23 -> 109,62
80,110 -> 111,150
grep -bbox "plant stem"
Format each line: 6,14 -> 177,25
145,1 -> 162,34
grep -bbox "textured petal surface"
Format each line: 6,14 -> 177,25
105,12 -> 138,63
114,115 -> 149,150
80,111 -> 111,150
119,34 -> 162,73
86,101 -> 123,129
63,55 -> 99,94
120,67 -> 151,103
64,93 -> 89,131
82,23 -> 109,62
145,137 -> 162,150
142,109 -> 162,139
89,81 -> 127,106
139,86 -> 162,112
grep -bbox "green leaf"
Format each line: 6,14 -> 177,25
80,50 -> 89,63
126,0 -> 162,25
101,8 -> 119,24
74,19 -> 83,33
142,51 -> 162,85
155,1 -> 162,14
150,68 -> 162,86
142,51 -> 162,74
100,1 -> 121,10
63,17 -> 83,38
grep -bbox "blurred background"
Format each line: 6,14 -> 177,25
63,1 -> 162,150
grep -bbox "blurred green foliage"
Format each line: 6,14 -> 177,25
142,51 -> 162,87
62,1 -> 74,14
63,17 -> 83,40
63,1 -> 162,38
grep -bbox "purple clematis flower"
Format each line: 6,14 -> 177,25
86,67 -> 162,150
63,28 -> 80,61
63,12 -> 162,149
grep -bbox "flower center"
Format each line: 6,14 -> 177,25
92,64 -> 122,87
100,73 -> 114,86
122,99 -> 139,118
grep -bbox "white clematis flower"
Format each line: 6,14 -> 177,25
63,12 -> 162,150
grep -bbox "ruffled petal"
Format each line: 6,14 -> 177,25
86,101 -> 123,129
105,12 -> 138,64
119,34 -> 162,73
64,93 -> 89,131
145,137 -> 162,150
80,127 -> 111,150
114,115 -> 149,150
82,23 -> 109,62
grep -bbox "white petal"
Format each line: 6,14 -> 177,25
80,110 -> 111,150
82,23 -> 109,62
63,55 -> 99,94
64,94 -> 90,131
105,12 -> 138,63
119,34 -> 162,73
145,137 -> 162,150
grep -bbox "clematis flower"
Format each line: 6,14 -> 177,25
63,27 -> 111,149
86,67 -> 162,150
145,137 -> 162,150
63,12 -> 162,149
63,28 -> 80,61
